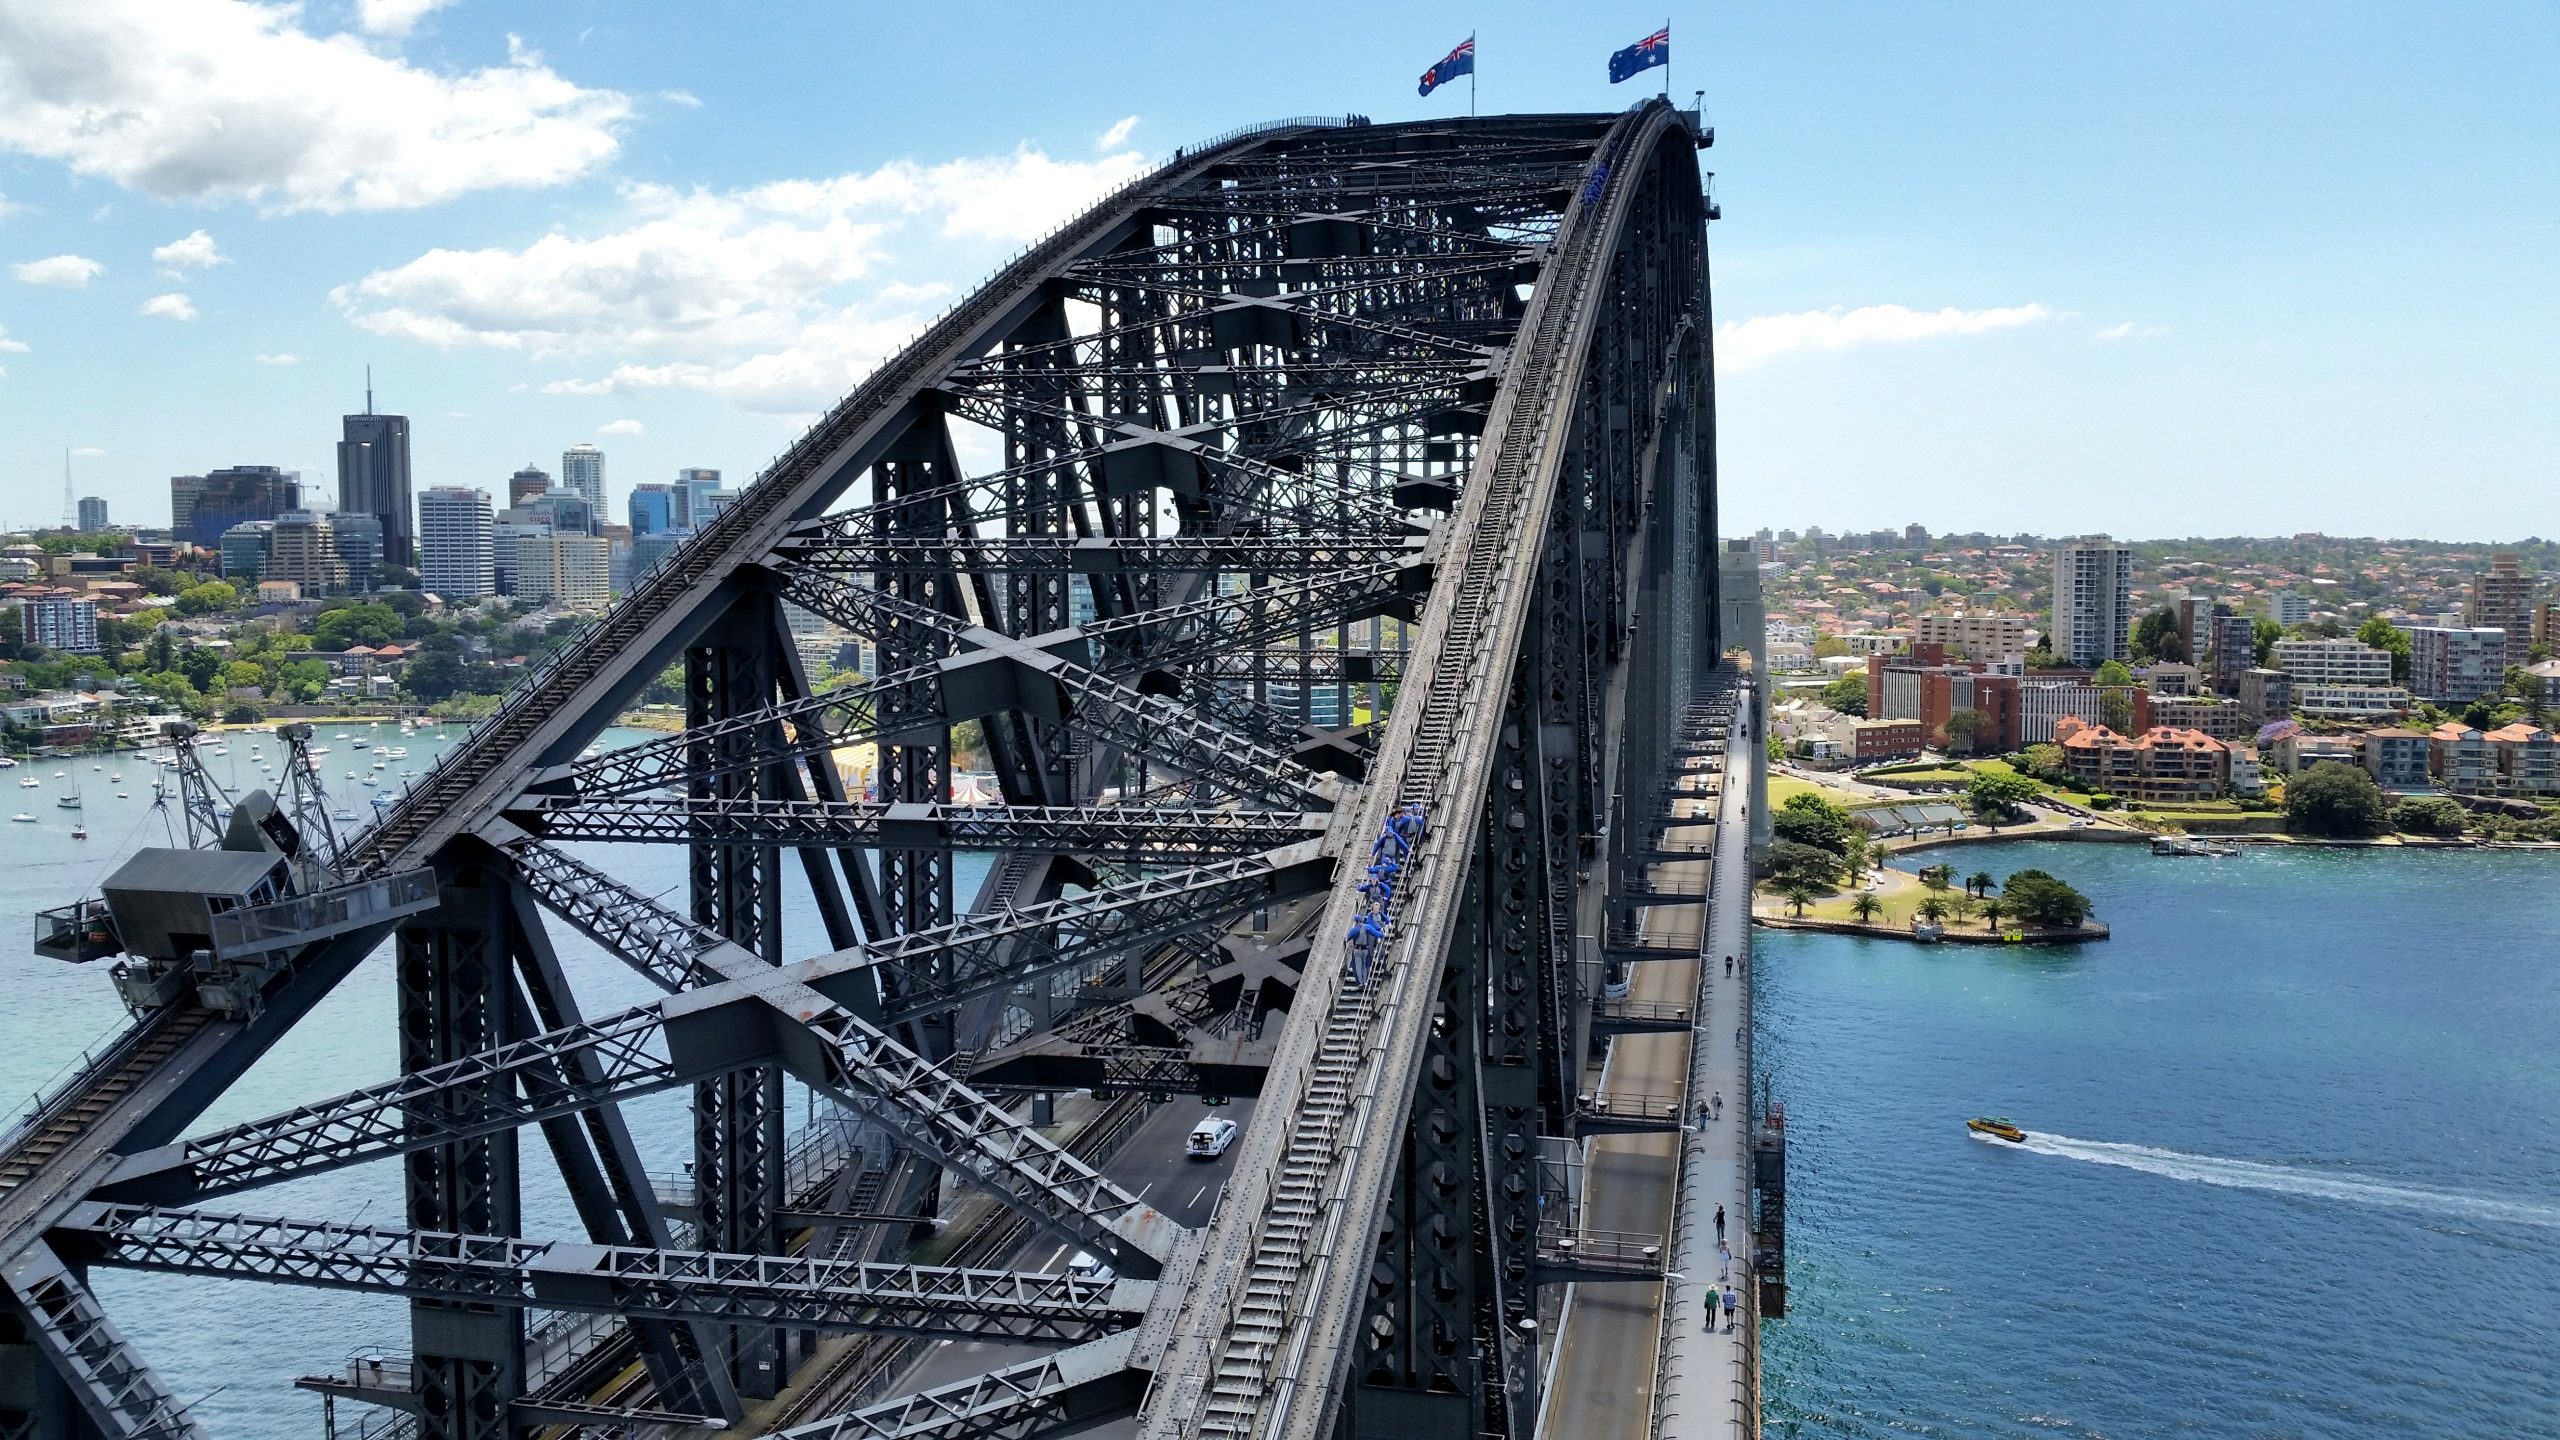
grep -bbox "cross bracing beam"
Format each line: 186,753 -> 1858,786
753,1335 -> 1139,1440
495,837 -> 1189,1277
549,639 -> 1334,810
54,1204 -> 1143,1344
510,797 -> 1327,863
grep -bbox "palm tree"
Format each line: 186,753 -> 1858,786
1918,863 -> 1955,892
1967,870 -> 1997,900
1979,898 -> 2009,931
1780,882 -> 1816,917
1850,892 -> 1883,925
1913,895 -> 1952,927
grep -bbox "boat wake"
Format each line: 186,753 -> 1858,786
2017,1133 -> 2560,1230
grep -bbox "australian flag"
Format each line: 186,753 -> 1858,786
1418,35 -> 1475,97
1608,26 -> 1669,84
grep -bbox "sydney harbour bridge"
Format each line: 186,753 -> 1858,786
0,102 -> 1748,1440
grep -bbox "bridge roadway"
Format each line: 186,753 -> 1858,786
1542,688 -> 1753,1440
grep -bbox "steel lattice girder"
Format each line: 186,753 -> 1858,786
0,1243 -> 205,1440
510,798 -> 1328,863
53,1204 -> 1145,1345
496,838 -> 1187,1277
752,1335 -> 1140,1440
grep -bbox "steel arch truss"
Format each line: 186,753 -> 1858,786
0,107 -> 1716,1440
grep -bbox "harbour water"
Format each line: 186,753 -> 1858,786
1756,839 -> 2560,1437
0,721 -> 991,1434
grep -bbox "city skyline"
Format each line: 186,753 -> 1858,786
2,2 -> 2554,537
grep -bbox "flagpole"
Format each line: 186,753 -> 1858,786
1664,16 -> 1672,98
1470,33 -> 1477,117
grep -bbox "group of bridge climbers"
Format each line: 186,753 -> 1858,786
1343,801 -> 1428,990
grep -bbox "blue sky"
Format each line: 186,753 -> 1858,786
1,1 -> 2554,540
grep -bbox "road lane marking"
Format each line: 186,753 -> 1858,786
1189,1186 -> 1207,1207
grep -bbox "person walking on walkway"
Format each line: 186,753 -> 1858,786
1724,954 -> 1733,977
1714,1204 -> 1726,1242
1722,1285 -> 1739,1332
1711,1089 -> 1723,1120
1717,1238 -> 1732,1280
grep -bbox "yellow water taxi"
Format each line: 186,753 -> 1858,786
1966,1116 -> 2027,1143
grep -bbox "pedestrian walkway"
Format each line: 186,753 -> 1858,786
1656,689 -> 1757,1438
1542,684 -> 1755,1440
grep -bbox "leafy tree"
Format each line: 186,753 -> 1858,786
1941,708 -> 1988,754
377,590 -> 425,619
2002,869 -> 2093,927
2132,607 -> 2186,663
404,648 -> 470,703
1966,770 -> 2040,819
2091,659 -> 2135,688
2285,761 -> 2388,838
1768,840 -> 1842,890
1849,892 -> 1883,925
276,660 -> 332,702
2015,743 -> 2071,784
2252,618 -> 2284,668
2461,696 -> 2503,731
2023,645 -> 2064,671
1772,792 -> 1854,855
312,603 -> 401,651
2504,665 -> 2549,726
1812,634 -> 1849,659
2391,796 -> 2468,837
1820,672 -> 1867,717
221,701 -> 263,724
2356,617 -> 2413,684
174,580 -> 238,616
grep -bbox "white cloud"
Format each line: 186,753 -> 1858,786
13,254 -> 104,287
0,0 -> 630,212
2095,320 -> 2169,342
69,445 -> 105,456
0,191 -> 24,219
0,323 -> 26,353
151,229 -> 225,270
657,89 -> 703,109
139,291 -> 197,320
1717,302 -> 2056,372
337,140 -> 1138,412
354,0 -> 456,37
597,418 -> 644,436
1096,115 -> 1139,151
254,351 -> 300,364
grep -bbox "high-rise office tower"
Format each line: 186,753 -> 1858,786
76,496 -> 108,531
509,465 -> 553,508
418,486 -> 496,599
331,514 -> 384,592
562,444 -> 605,511
676,469 -> 721,527
177,466 -> 300,547
2466,552 -> 2537,669
337,377 -> 414,569
2051,539 -> 2135,667
627,483 -> 679,536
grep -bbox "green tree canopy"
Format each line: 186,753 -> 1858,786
174,580 -> 238,616
2132,608 -> 2185,663
312,602 -> 402,651
2091,659 -> 2136,688
2391,796 -> 2468,837
1940,708 -> 1989,753
1768,840 -> 1842,890
2356,617 -> 2413,684
2252,618 -> 2284,668
1820,672 -> 1867,717
2002,869 -> 2093,927
1771,791 -> 1855,855
2285,761 -> 2389,838
1966,769 -> 2040,819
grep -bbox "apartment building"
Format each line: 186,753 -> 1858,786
2237,667 -> 2292,724
2051,540 -> 2135,666
2486,724 -> 2560,796
2149,694 -> 2248,742
2428,724 -> 2496,794
1845,718 -> 1925,763
1913,611 -> 2027,662
2466,553 -> 2537,669
2405,626 -> 2508,702
2290,683 -> 2412,722
2052,717 -> 2230,802
2360,728 -> 2431,791
2272,638 -> 2394,687
516,533 -> 612,608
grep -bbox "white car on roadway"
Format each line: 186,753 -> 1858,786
1186,1115 -> 1241,1159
